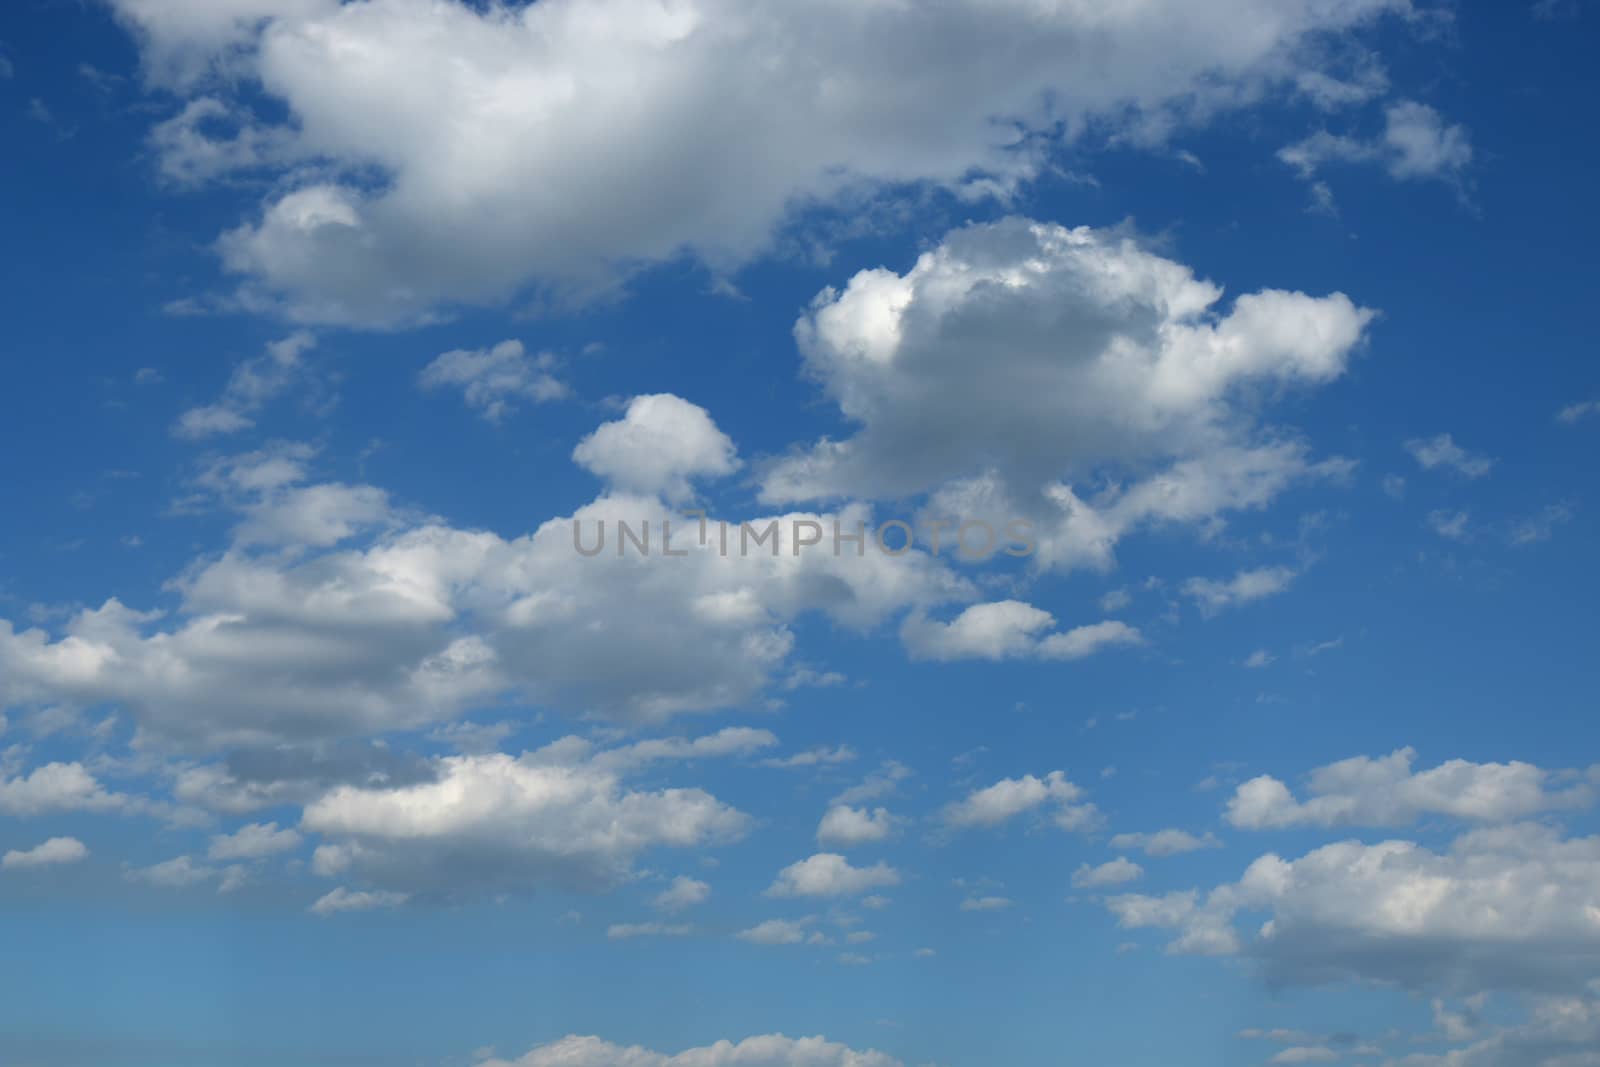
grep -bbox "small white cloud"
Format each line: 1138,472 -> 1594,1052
418,339 -> 567,422
2,836 -> 89,870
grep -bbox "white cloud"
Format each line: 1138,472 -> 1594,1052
309,886 -> 408,917
1072,857 -> 1145,889
1109,829 -> 1223,857
816,805 -> 897,848
1428,509 -> 1471,541
1407,434 -> 1495,479
606,922 -> 693,940
1111,823 -> 1600,993
301,732 -> 753,897
1182,566 -> 1298,615
1,422 -> 974,748
418,340 -> 567,422
941,771 -> 1099,832
477,1033 -> 903,1067
736,918 -> 815,946
766,853 -> 900,898
2,836 -> 89,870
960,896 -> 1013,912
900,600 -> 1141,662
207,821 -> 302,861
1557,398 -> 1600,425
0,761 -> 125,816
572,394 -> 739,501
765,219 -> 1372,523
111,0 -> 1411,324
1279,100 -> 1473,186
125,855 -> 218,889
173,332 -> 322,439
652,876 -> 710,913
1224,748 -> 1595,830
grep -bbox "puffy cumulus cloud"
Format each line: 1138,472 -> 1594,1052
763,219 -> 1371,571
2,836 -> 89,870
941,771 -> 1099,832
900,600 -> 1141,662
0,414 -> 974,749
816,805 -> 897,848
418,339 -> 567,422
477,1033 -> 904,1067
1107,824 -> 1600,993
1226,748 -> 1596,830
572,395 -> 739,501
766,853 -> 900,898
301,730 -> 752,897
110,0 -> 1411,324
0,761 -> 127,816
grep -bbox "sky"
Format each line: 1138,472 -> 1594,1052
1,2 -> 1599,1066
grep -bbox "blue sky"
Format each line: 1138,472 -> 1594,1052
1,2 -> 1599,1066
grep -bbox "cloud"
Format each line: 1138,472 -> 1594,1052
0,761 -> 126,816
960,896 -> 1013,912
572,394 -> 739,501
125,855 -> 221,889
816,805 -> 897,848
941,771 -> 1099,832
1,414 -> 975,748
1110,823 -> 1600,994
418,340 -> 568,422
476,1033 -> 903,1067
1072,858 -> 1145,889
301,731 -> 753,898
900,601 -> 1142,662
1109,830 -> 1223,857
1406,434 -> 1495,478
1279,101 -> 1473,186
1556,398 -> 1600,425
736,918 -> 815,946
606,922 -> 693,940
2,836 -> 89,870
766,853 -> 900,898
309,886 -> 407,917
652,876 -> 710,913
1224,748 -> 1595,830
1182,566 -> 1298,615
173,332 -> 323,439
207,821 -> 301,861
764,219 -> 1372,512
111,0 -> 1411,324
1427,509 -> 1471,541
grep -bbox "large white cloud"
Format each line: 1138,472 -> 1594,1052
1226,748 -> 1597,830
0,406 -> 973,749
301,730 -> 753,896
1107,823 -> 1600,994
108,0 -> 1410,323
762,218 -> 1372,572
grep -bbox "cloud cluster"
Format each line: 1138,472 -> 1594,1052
110,0 -> 1411,323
